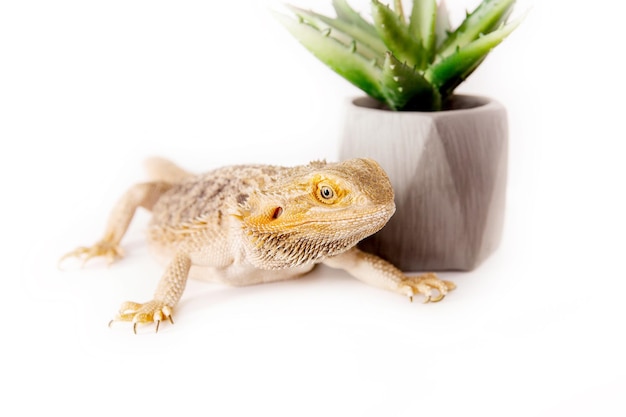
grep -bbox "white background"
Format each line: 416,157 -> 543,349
2,0 -> 625,415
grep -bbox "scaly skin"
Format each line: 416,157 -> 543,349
63,158 -> 455,333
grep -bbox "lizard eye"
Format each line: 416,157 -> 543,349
320,186 -> 334,199
316,184 -> 338,204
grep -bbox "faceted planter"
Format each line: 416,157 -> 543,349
339,95 -> 508,271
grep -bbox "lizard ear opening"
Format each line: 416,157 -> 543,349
271,206 -> 283,220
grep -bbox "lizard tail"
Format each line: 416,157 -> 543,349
144,157 -> 193,183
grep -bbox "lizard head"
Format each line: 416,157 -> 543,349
236,158 -> 396,269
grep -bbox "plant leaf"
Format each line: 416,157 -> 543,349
285,4 -> 386,61
427,16 -> 523,99
332,0 -> 378,38
409,0 -> 437,67
434,0 -> 452,49
380,52 -> 441,111
437,0 -> 516,59
274,11 -> 385,102
393,0 -> 406,22
371,0 -> 421,69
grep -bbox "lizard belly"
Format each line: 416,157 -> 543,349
148,239 -> 315,286
188,263 -> 316,286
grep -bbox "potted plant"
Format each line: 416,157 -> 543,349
275,0 -> 523,271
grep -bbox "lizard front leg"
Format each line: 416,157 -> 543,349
111,251 -> 191,333
323,247 -> 455,303
61,181 -> 171,265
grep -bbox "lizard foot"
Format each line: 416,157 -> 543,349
60,239 -> 124,267
109,300 -> 174,334
400,273 -> 456,303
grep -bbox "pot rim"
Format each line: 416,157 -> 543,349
349,94 -> 503,115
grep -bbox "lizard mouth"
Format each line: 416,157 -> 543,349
243,213 -> 391,238
281,204 -> 395,229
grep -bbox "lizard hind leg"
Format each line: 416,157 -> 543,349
144,157 -> 193,183
60,181 -> 172,267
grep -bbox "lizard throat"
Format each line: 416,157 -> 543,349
244,229 -> 361,270
242,210 -> 393,270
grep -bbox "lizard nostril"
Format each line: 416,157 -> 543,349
271,207 -> 283,220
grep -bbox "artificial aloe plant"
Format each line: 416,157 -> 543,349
275,0 -> 523,111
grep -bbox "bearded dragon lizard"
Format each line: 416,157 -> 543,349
63,158 -> 455,333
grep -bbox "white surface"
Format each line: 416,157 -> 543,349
2,0 -> 625,416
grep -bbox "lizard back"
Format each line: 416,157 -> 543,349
149,164 -> 287,231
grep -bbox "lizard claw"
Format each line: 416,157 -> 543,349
109,300 -> 174,334
60,239 -> 124,267
401,273 -> 456,304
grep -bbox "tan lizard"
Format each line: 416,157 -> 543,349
62,158 -> 455,333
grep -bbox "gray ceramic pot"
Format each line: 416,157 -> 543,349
339,95 -> 508,271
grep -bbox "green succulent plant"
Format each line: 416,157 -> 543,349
275,0 -> 523,111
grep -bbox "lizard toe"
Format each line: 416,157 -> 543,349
402,273 -> 455,304
110,300 -> 174,334
60,240 -> 124,267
